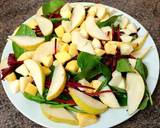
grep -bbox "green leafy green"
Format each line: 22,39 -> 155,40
135,58 -> 153,110
110,86 -> 127,106
51,18 -> 69,23
12,24 -> 36,58
135,58 -> 148,80
97,15 -> 121,28
42,0 -> 65,16
116,59 -> 134,73
74,52 -> 111,82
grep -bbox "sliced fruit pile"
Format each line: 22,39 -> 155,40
0,0 -> 153,127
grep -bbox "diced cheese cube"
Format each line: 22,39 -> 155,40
55,51 -> 71,64
120,35 -> 133,43
60,43 -> 69,52
95,49 -> 105,56
24,83 -> 38,96
65,60 -> 78,73
92,38 -> 102,49
80,29 -> 89,39
76,113 -> 97,127
15,64 -> 29,76
127,23 -> 137,33
41,55 -> 53,67
62,21 -> 72,32
5,72 -> 17,82
9,80 -> 20,94
104,43 -> 118,55
69,43 -> 78,57
55,25 -> 64,38
20,76 -> 33,92
62,33 -> 71,43
42,66 -> 51,76
120,43 -> 134,55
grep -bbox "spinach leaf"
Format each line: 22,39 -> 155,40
51,18 -> 69,23
74,52 -> 111,81
67,106 -> 85,113
135,58 -> 148,80
97,15 -> 121,28
42,0 -> 65,16
110,86 -> 127,106
116,59 -> 134,73
135,59 -> 153,109
12,24 -> 36,58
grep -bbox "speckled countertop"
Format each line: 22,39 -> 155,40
0,0 -> 160,128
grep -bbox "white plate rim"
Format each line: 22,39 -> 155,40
1,2 -> 160,128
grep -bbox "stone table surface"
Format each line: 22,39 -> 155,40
0,0 -> 160,128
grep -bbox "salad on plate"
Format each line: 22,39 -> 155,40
0,0 -> 153,127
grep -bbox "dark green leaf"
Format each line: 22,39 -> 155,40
66,106 -> 85,113
47,65 -> 55,80
116,59 -> 134,73
12,24 -> 36,58
99,64 -> 112,82
135,58 -> 148,80
97,15 -> 121,28
42,0 -> 65,16
51,18 -> 69,23
139,96 -> 149,110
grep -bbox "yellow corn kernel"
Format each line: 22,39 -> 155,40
69,43 -> 78,57
41,55 -> 53,67
55,51 -> 71,64
65,60 -> 78,73
55,25 -> 64,38
62,32 -> 71,43
42,66 -> 51,76
95,49 -> 105,56
24,83 -> 38,96
60,43 -> 69,52
5,72 -> 17,82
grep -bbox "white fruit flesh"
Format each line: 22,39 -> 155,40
33,41 -> 55,62
17,51 -> 34,61
69,88 -> 107,114
109,70 -> 122,87
47,64 -> 66,100
126,73 -> 145,114
99,86 -> 120,108
71,30 -> 95,54
34,15 -> 53,36
20,77 -> 33,92
9,36 -> 45,50
41,104 -> 78,125
71,4 -> 85,29
24,59 -> 45,95
86,16 -> 109,40
9,80 -> 20,94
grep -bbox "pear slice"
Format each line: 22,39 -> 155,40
41,104 -> 78,125
0,58 -> 8,70
71,30 -> 95,54
24,59 -> 45,95
17,51 -> 34,61
126,73 -> 145,114
33,40 -> 55,62
71,4 -> 86,29
69,88 -> 107,114
9,36 -> 45,50
47,64 -> 66,100
99,86 -> 120,108
85,16 -> 109,40
131,47 -> 151,59
34,15 -> 53,36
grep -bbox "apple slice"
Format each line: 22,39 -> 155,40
71,30 -> 95,54
126,73 -> 145,114
9,36 -> 45,50
41,104 -> 78,125
69,88 -> 107,114
71,4 -> 85,29
34,15 -> 53,36
131,47 -> 151,59
33,40 -> 55,62
99,86 -> 120,108
24,59 -> 45,95
47,64 -> 66,100
85,16 -> 109,40
18,51 -> 34,61
109,70 -> 122,87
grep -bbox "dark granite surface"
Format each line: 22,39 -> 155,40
0,0 -> 160,128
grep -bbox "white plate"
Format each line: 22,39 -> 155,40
1,2 -> 159,128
